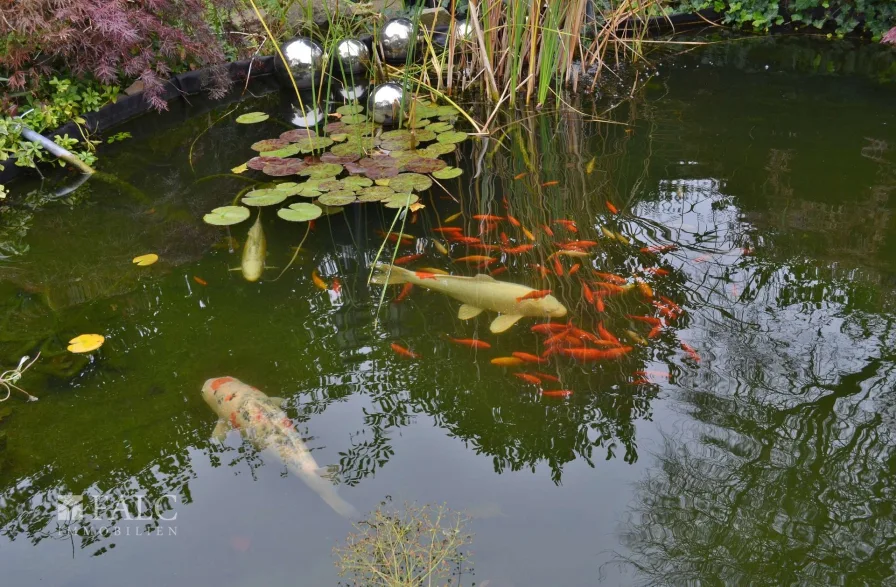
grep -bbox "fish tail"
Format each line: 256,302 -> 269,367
369,263 -> 411,286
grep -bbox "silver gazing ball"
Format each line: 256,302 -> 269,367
334,39 -> 370,75
275,37 -> 324,89
369,83 -> 407,124
379,18 -> 419,62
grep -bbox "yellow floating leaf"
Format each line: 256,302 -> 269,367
68,334 -> 105,353
132,253 -> 159,266
231,163 -> 248,174
409,202 -> 426,212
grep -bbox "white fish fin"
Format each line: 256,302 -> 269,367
472,273 -> 496,281
458,304 -> 485,320
266,396 -> 287,408
369,263 -> 410,285
314,464 -> 340,483
211,419 -> 230,443
490,314 -> 523,333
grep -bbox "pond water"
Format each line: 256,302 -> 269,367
2,36 -> 896,586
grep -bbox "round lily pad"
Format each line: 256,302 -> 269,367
403,157 -> 447,173
359,155 -> 399,169
389,173 -> 432,192
436,105 -> 459,116
336,104 -> 364,116
413,129 -> 437,142
330,133 -> 349,142
318,193 -> 357,206
380,138 -> 414,151
409,118 -> 430,128
247,156 -> 286,170
381,129 -> 412,140
280,129 -> 318,141
438,114 -> 459,122
342,176 -> 373,189
277,202 -> 322,222
330,142 -> 366,157
426,121 -> 453,133
299,163 -> 343,179
363,166 -> 399,180
357,192 -> 392,202
295,136 -> 334,153
317,204 -> 345,215
204,205 -> 251,226
263,159 -> 307,176
260,145 -> 301,158
251,138 -> 289,152
236,112 -> 269,124
414,106 -> 440,119
275,183 -> 304,197
68,334 -> 105,353
324,121 -> 348,134
426,142 -> 458,156
436,131 -> 469,144
432,166 -> 463,179
320,152 -> 361,164
383,193 -> 420,208
242,189 -> 288,206
341,113 -> 368,124
360,185 -> 395,199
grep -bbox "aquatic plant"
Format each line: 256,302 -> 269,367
333,499 -> 474,587
0,354 -> 39,403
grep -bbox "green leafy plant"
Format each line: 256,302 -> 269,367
333,499 -> 474,587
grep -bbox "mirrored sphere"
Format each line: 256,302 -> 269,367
334,39 -> 371,75
369,82 -> 407,124
380,18 -> 418,62
275,37 -> 324,88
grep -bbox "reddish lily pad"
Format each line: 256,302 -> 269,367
247,156 -> 286,171
363,166 -> 400,180
320,152 -> 361,164
262,159 -> 307,176
251,138 -> 289,152
280,129 -> 318,141
324,121 -> 349,134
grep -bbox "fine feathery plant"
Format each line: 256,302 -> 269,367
333,500 -> 474,587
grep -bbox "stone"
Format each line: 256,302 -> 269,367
287,0 -> 403,28
419,7 -> 452,29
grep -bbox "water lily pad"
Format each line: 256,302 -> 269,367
330,133 -> 349,142
426,121 -> 453,133
383,193 -> 420,208
363,166 -> 399,180
414,106 -> 441,119
251,138 -> 289,152
438,114 -> 459,122
262,159 -> 307,176
317,204 -> 345,215
260,145 -> 301,158
342,135 -> 378,148
336,104 -> 364,116
232,163 -> 248,174
300,163 -> 343,179
242,189 -> 288,206
436,131 -> 469,144
389,151 -> 420,165
381,129 -> 412,140
341,113 -> 368,124
436,105 -> 460,116
274,183 -> 305,197
247,156 -> 286,170
360,155 -> 399,169
204,205 -> 251,226
413,129 -> 437,142
320,152 -> 361,164
67,334 -> 105,353
342,176 -> 373,189
295,136 -> 334,153
426,142 -> 458,156
236,112 -> 269,124
357,192 -> 392,202
403,157 -> 447,173
359,185 -> 395,199
280,129 -> 318,141
316,179 -> 346,192
277,202 -> 322,222
409,118 -> 430,128
413,147 -> 439,159
389,173 -> 432,192
432,166 -> 463,179
380,138 -> 414,151
132,253 -> 159,266
318,193 -> 357,206
330,142 -> 366,157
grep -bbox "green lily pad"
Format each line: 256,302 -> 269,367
426,142 -> 458,155
336,104 -> 364,116
260,145 -> 301,158
403,157 -> 447,173
379,138 -> 414,151
330,133 -> 349,142
436,105 -> 460,116
318,193 -> 357,206
299,163 -> 344,179
413,129 -> 437,142
275,183 -> 304,197
432,166 -> 463,179
383,193 -> 420,208
414,106 -> 441,119
359,185 -> 395,199
277,202 -> 322,222
426,121 -> 453,133
413,147 -> 439,159
236,112 -> 269,124
409,118 -> 430,128
343,176 -> 373,189
295,136 -> 334,153
280,129 -> 318,141
330,142 -> 366,157
316,179 -> 345,192
324,121 -> 348,134
203,205 -> 251,226
317,204 -> 345,215
388,173 -> 432,192
321,152 -> 361,164
251,138 -> 289,152
341,113 -> 368,124
242,189 -> 288,206
381,129 -> 412,140
438,114 -> 459,122
436,131 -> 469,144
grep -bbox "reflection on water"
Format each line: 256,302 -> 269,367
1,36 -> 896,586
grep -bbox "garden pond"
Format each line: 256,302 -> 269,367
2,35 -> 896,586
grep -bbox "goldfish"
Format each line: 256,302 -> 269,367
490,266 -> 508,276
582,283 -> 595,304
522,227 -> 536,241
593,282 -> 627,295
241,213 -> 267,282
600,226 -> 616,240
557,249 -> 590,258
647,325 -> 663,338
512,351 -> 548,364
585,156 -> 596,174
506,215 -> 521,227
597,322 -> 620,344
681,342 -> 700,362
636,280 -> 654,299
542,224 -> 555,237
542,181 -> 559,187
193,276 -> 208,286
434,227 -> 464,234
557,346 -> 632,361
567,327 -> 602,344
395,283 -> 414,302
201,377 -> 358,518
312,269 -> 328,290
391,343 -> 421,359
531,323 -> 570,334
552,257 -> 564,276
643,267 -> 670,276
594,294 -> 606,312
445,212 -> 463,222
514,172 -> 528,180
653,302 -> 678,320
448,337 -> 491,349
564,240 -> 599,249
418,267 -> 449,275
514,373 -> 542,385
468,243 -> 501,251
530,264 -> 551,277
479,221 -> 499,235
568,263 -> 581,275
371,264 -> 567,333
500,232 -> 510,245
640,244 -> 677,253
503,244 -> 534,254
455,255 -> 494,263
541,390 -> 572,397
534,371 -> 561,383
627,315 -> 662,327
517,289 -> 552,302
433,240 -> 449,255
606,201 -> 619,214
614,232 -> 630,245
395,253 -> 425,265
593,271 -> 627,285
625,329 -> 648,345
554,219 -> 578,232
449,236 -> 482,244
331,278 -> 342,294
491,357 -> 524,367
414,271 -> 440,280
377,229 -> 416,242
473,214 -> 504,221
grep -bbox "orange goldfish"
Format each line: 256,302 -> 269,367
311,269 -> 327,291
643,267 -> 670,276
627,315 -> 662,327
522,227 -> 536,241
503,244 -> 534,254
531,323 -> 569,334
606,201 -> 619,214
594,293 -> 606,312
490,266 -> 508,276
455,255 -> 494,263
541,390 -> 573,397
534,371 -> 561,383
582,283 -> 595,304
514,172 -> 528,180
449,236 -> 482,244
681,342 -> 700,362
390,343 -> 421,359
530,264 -> 550,277
552,256 -> 564,276
433,227 -> 464,234
517,289 -> 552,302
500,232 -> 510,245
331,278 -> 342,294
597,322 -> 620,344
568,263 -> 581,275
557,346 -> 632,361
512,351 -> 548,364
473,214 -> 504,221
593,271 -> 627,285
394,282 -> 414,302
514,373 -> 542,385
491,357 -> 524,367
506,215 -> 521,227
593,282 -> 626,295
563,240 -> 599,249
448,337 -> 491,349
640,244 -> 677,253
542,224 -> 555,237
542,180 -> 559,187
193,276 -> 208,286
395,253 -> 424,265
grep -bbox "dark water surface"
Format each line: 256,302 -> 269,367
2,37 -> 896,586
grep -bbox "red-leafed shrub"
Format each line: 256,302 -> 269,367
884,27 -> 896,45
0,0 -> 237,111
